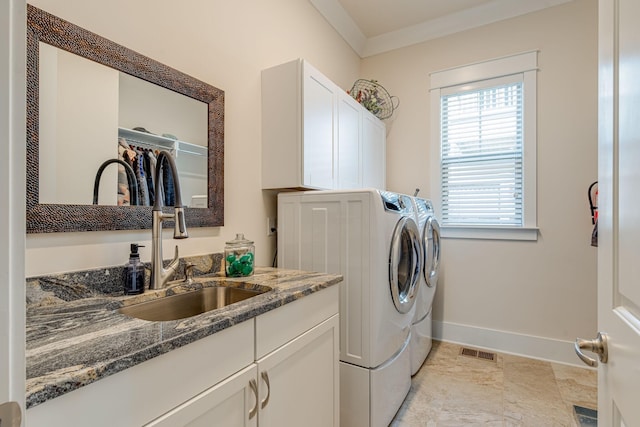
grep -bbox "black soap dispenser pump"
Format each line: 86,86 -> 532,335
124,243 -> 145,295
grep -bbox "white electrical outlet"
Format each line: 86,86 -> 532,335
267,217 -> 277,236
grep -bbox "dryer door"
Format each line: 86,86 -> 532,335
389,216 -> 422,314
423,216 -> 441,288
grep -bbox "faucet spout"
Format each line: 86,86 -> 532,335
150,150 -> 189,290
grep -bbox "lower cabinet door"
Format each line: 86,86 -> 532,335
144,365 -> 258,427
257,315 -> 339,427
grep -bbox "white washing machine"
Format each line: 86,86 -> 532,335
278,189 -> 422,427
410,197 -> 441,375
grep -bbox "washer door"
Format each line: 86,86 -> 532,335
423,216 -> 441,288
389,216 -> 422,314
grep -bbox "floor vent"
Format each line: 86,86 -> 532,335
459,347 -> 497,362
573,405 -> 597,426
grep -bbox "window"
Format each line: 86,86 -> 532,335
430,51 -> 538,240
441,76 -> 523,226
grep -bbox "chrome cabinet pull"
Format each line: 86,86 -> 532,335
248,379 -> 258,419
260,371 -> 271,409
575,332 -> 609,367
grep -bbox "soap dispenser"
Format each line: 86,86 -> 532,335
124,243 -> 145,295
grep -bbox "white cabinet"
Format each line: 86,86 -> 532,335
361,111 -> 386,189
27,318 -> 256,427
338,92 -> 387,190
151,315 -> 339,427
302,65 -> 338,190
262,58 -> 385,190
336,91 -> 362,189
144,365 -> 258,427
262,59 -> 337,190
255,284 -> 339,427
147,287 -> 340,427
27,286 -> 340,427
257,316 -> 339,427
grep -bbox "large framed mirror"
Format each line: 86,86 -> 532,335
26,4 -> 224,233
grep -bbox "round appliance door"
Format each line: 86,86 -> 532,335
389,216 -> 422,314
423,216 -> 441,288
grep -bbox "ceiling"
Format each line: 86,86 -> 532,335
309,0 -> 573,57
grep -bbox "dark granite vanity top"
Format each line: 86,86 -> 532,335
25,255 -> 342,409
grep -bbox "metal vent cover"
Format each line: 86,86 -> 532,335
459,347 -> 497,362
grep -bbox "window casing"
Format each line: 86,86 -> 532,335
430,51 -> 538,240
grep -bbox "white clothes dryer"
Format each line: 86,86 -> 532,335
410,197 -> 441,375
278,189 -> 422,427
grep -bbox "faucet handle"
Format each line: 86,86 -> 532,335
184,262 -> 196,279
173,207 -> 189,239
184,262 -> 195,281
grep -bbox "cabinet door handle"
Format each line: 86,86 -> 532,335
0,402 -> 22,427
260,371 -> 271,409
249,379 -> 258,419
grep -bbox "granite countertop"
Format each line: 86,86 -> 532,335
26,260 -> 342,409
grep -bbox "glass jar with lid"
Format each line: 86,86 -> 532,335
224,233 -> 255,277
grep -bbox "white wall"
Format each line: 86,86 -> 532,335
26,0 -> 361,276
361,0 -> 598,363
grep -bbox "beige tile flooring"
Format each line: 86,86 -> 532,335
391,341 -> 597,426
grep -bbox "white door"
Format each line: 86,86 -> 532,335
580,0 -> 640,425
0,0 -> 26,426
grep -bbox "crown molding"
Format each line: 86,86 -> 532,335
311,0 -> 573,58
309,0 -> 367,54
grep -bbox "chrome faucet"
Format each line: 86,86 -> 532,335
150,151 -> 188,290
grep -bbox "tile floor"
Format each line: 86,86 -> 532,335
391,341 -> 598,426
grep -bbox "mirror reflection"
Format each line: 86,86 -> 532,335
38,43 -> 209,208
26,4 -> 224,233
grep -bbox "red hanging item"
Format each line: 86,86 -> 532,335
588,181 -> 598,224
589,181 -> 598,247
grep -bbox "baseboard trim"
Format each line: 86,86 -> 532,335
433,320 -> 591,367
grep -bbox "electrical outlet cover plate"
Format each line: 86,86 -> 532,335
267,217 -> 276,236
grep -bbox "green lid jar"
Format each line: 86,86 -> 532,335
225,233 -> 255,277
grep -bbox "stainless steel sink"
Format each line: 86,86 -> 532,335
119,285 -> 271,321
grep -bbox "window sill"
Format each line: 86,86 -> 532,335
441,226 -> 539,241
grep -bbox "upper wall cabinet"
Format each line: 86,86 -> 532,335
261,59 -> 385,190
336,91 -> 362,189
361,112 -> 386,190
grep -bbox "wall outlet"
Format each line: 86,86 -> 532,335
267,217 -> 277,236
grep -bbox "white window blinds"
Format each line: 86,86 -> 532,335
440,76 -> 523,227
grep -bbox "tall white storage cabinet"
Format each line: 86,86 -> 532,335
261,58 -> 386,190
